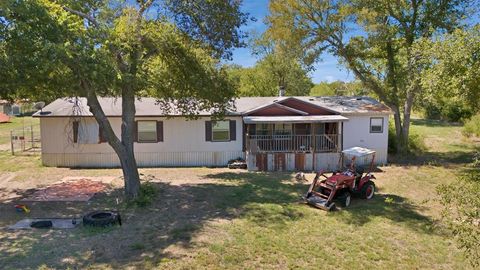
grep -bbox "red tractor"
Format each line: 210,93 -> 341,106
304,147 -> 377,211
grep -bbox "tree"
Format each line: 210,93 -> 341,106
418,26 -> 480,117
310,80 -> 366,96
250,34 -> 313,96
226,31 -> 313,97
437,167 -> 480,267
0,0 -> 247,199
268,0 -> 476,152
226,59 -> 313,97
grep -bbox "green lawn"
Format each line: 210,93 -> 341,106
0,118 -> 478,269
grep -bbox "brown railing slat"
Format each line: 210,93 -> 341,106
247,134 -> 339,153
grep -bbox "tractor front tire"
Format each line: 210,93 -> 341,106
362,181 -> 375,200
339,192 -> 351,207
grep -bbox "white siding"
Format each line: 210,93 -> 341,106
342,114 -> 389,164
40,116 -> 244,167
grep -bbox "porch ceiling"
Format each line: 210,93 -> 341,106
243,115 -> 348,124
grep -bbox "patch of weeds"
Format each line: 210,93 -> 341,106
128,182 -> 157,207
130,242 -> 146,250
384,197 -> 394,204
170,223 -> 200,240
463,114 -> 480,137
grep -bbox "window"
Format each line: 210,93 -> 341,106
314,123 -> 325,135
137,121 -> 157,142
274,123 -> 292,136
256,123 -> 271,136
73,120 -> 99,144
370,117 -> 384,133
212,121 -> 230,141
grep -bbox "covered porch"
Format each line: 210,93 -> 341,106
243,115 -> 348,171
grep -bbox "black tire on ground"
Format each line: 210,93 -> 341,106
338,191 -> 351,207
361,181 -> 375,200
83,211 -> 121,227
30,220 -> 53,228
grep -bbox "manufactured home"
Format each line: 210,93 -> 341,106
33,96 -> 391,171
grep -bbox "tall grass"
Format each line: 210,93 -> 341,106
463,114 -> 480,137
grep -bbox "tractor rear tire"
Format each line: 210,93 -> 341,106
362,181 -> 375,200
339,192 -> 351,207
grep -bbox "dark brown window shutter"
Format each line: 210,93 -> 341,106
73,121 -> 79,143
157,121 -> 163,142
205,121 -> 212,141
229,120 -> 236,141
133,121 -> 138,142
99,126 -> 107,143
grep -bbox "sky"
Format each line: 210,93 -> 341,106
227,0 -> 355,84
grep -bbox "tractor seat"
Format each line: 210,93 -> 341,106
355,166 -> 365,175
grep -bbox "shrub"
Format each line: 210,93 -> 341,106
388,122 -> 426,154
129,182 -> 157,207
443,102 -> 473,122
437,168 -> 480,267
408,132 -> 427,153
388,123 -> 398,154
423,103 -> 442,120
463,114 -> 480,137
422,100 -> 473,122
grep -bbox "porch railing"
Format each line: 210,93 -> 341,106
246,134 -> 339,153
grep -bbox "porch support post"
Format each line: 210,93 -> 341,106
338,121 -> 343,152
310,123 -> 315,152
311,123 -> 315,172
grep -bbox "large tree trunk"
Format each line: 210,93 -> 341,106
119,89 -> 141,198
118,147 -> 140,198
83,84 -> 141,199
390,104 -> 408,153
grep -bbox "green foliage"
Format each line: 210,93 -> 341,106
0,0 -> 248,198
419,27 -> 480,113
422,103 -> 443,120
388,123 -> 398,154
463,114 -> 480,137
226,61 -> 313,97
310,80 -> 367,96
310,82 -> 335,96
227,32 -> 313,97
422,100 -> 473,122
388,121 -> 426,154
437,168 -> 480,267
128,182 -> 157,207
0,0 -> 247,114
267,0 -> 475,152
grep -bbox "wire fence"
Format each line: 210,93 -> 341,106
10,124 -> 41,155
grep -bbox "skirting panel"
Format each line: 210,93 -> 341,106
41,151 -> 245,168
246,149 -> 388,172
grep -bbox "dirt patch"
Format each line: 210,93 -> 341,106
22,177 -> 114,202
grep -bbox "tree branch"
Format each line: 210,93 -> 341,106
63,6 -> 99,27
